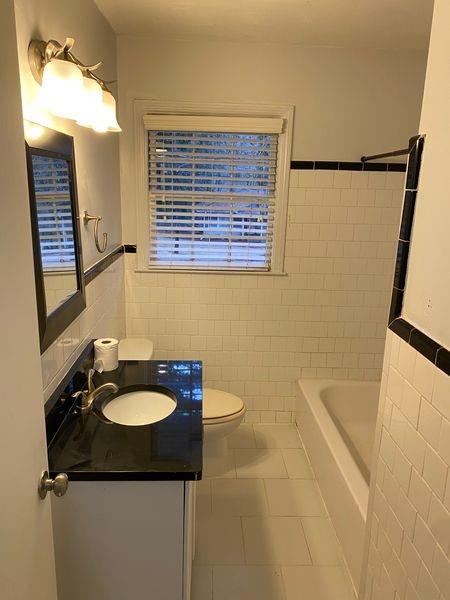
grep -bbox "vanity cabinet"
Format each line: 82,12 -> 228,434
51,480 -> 196,600
46,359 -> 202,600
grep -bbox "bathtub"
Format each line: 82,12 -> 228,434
296,379 -> 380,593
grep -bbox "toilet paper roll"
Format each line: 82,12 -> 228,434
94,338 -> 119,372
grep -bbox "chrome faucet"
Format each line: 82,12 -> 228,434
73,368 -> 119,414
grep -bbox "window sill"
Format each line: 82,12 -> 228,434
134,268 -> 288,276
43,267 -> 76,274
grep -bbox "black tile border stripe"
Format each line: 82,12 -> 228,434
388,135 -> 450,376
393,241 -> 410,291
82,243 -> 136,284
399,191 -> 416,242
389,318 -> 415,342
81,144 -> 448,377
290,160 -> 406,172
291,160 -> 314,169
410,329 -> 441,364
388,135 -> 422,325
44,341 -> 93,417
84,245 -> 124,285
389,318 -> 450,376
436,348 -> 450,375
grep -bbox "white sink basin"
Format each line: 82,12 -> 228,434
102,387 -> 177,426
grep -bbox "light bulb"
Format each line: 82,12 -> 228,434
76,76 -> 103,128
38,59 -> 84,120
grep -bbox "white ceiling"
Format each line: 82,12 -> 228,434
94,0 -> 433,50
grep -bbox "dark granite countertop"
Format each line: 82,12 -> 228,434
47,360 -> 203,481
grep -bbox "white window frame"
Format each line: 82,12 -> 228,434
133,99 -> 294,274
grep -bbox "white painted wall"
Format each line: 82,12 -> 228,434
402,0 -> 450,348
117,37 -> 426,243
117,35 -> 426,419
12,0 -> 127,398
14,0 -> 122,269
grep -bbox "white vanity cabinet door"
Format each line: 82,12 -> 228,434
52,481 -> 185,600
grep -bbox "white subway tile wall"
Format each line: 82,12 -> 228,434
364,330 -> 450,600
44,272 -> 79,314
41,256 -> 126,401
125,169 -> 405,422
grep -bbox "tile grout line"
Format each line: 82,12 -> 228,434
208,479 -> 213,514
295,421 -> 357,595
210,563 -> 214,600
196,424 -> 357,597
239,515 -> 248,566
297,516 -> 314,566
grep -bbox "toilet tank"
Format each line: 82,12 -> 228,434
118,338 -> 154,361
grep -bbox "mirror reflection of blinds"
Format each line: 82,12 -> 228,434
147,130 -> 279,270
32,155 -> 75,267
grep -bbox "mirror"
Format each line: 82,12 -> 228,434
32,154 -> 77,314
25,123 -> 85,353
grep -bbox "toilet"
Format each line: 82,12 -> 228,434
118,339 -> 246,476
202,387 -> 246,475
118,338 -> 154,361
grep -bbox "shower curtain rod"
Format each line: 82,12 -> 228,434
360,147 -> 409,162
361,135 -> 420,163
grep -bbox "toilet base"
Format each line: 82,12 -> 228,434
203,437 -> 229,477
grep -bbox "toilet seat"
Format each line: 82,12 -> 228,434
203,388 -> 246,424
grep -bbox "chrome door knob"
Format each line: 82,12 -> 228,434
38,470 -> 69,499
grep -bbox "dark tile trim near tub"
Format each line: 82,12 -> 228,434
290,160 -> 406,172
436,348 -> 450,375
389,318 -> 450,376
388,135 -> 424,324
409,329 -> 442,364
124,244 -> 137,253
84,245 -> 124,285
389,318 -> 415,343
392,241 -> 410,291
387,134 -> 450,376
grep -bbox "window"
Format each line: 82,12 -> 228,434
139,109 -> 292,272
32,155 -> 75,269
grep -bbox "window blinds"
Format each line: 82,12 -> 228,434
146,119 -> 280,270
32,155 -> 75,268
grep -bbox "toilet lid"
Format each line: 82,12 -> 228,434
203,388 -> 245,420
118,338 -> 154,360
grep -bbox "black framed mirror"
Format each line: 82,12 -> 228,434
25,122 -> 85,353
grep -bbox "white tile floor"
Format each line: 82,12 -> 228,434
192,423 -> 356,600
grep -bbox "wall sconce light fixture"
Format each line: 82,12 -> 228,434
28,37 -> 121,133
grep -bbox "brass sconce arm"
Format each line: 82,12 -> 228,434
28,37 -> 107,88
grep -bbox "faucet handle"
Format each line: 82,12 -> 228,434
87,368 -> 96,394
72,390 -> 88,412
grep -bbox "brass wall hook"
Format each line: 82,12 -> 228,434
83,211 -> 108,253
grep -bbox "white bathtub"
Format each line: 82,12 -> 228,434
296,379 -> 380,594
